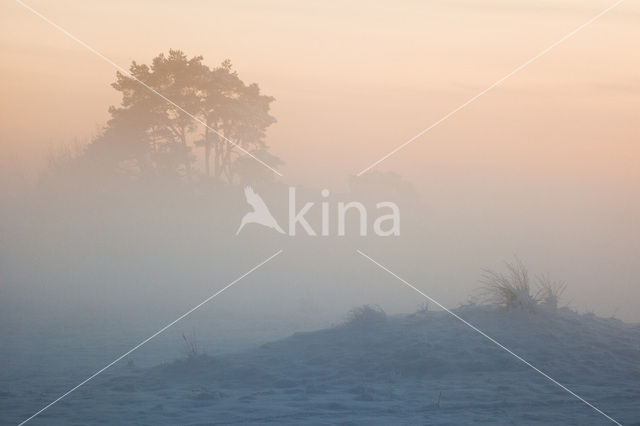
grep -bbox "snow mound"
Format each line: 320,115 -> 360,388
13,307 -> 640,425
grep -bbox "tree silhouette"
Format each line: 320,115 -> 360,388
85,50 -> 279,184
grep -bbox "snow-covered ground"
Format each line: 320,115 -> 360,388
2,306 -> 639,425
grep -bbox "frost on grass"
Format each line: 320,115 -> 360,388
480,258 -> 566,312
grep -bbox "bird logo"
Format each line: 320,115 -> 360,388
236,186 -> 285,235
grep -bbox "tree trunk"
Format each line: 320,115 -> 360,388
205,143 -> 211,178
180,126 -> 191,182
204,125 -> 210,178
214,135 -> 222,182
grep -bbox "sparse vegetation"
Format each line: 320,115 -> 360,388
534,273 -> 566,311
480,258 -> 566,312
343,305 -> 387,328
415,302 -> 429,315
182,331 -> 201,358
408,302 -> 430,321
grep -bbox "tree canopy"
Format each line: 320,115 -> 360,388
85,50 -> 280,184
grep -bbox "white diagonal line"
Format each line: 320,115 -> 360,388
14,0 -> 283,177
356,249 -> 621,425
18,249 -> 283,425
356,0 -> 625,176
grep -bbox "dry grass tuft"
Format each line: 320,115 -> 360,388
481,259 -> 566,312
182,331 -> 201,358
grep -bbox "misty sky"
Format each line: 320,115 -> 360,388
1,0 -> 639,319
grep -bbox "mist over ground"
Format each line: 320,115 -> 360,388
1,2 -> 639,423
2,164 -> 637,324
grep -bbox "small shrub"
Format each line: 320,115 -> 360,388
409,302 -> 430,320
415,302 -> 429,315
344,305 -> 387,328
